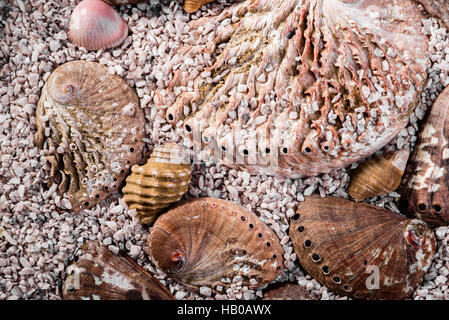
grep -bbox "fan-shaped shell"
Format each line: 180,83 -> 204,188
148,197 -> 284,291
154,0 -> 429,178
348,149 -> 410,202
263,283 -> 316,300
122,143 -> 192,225
289,195 -> 436,300
62,241 -> 174,300
400,87 -> 449,227
35,60 -> 145,212
68,0 -> 128,51
183,0 -> 216,13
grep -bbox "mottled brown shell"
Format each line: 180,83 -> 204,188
155,0 -> 429,178
263,283 -> 316,300
289,195 -> 436,300
183,0 -> 216,13
148,197 -> 284,291
35,61 -> 145,211
348,149 -> 409,202
400,87 -> 449,227
62,241 -> 174,300
122,143 -> 192,225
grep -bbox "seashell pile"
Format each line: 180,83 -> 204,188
4,0 -> 449,302
148,197 -> 284,291
62,241 -> 174,300
68,0 -> 129,51
400,86 -> 449,227
348,149 -> 410,202
122,142 -> 192,225
156,0 -> 430,178
35,60 -> 145,211
289,195 -> 436,300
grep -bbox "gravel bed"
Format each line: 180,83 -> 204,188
0,0 -> 448,300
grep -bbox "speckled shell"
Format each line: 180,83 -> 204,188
154,0 -> 429,178
263,283 -> 316,300
399,87 -> 449,227
183,0 -> 216,13
148,197 -> 284,291
35,60 -> 145,212
68,0 -> 128,51
348,149 -> 410,202
122,143 -> 192,225
289,195 -> 436,300
62,241 -> 174,300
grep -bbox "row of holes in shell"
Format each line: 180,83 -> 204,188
80,158 -> 134,208
418,203 -> 442,213
199,201 -> 281,272
183,123 -> 329,156
240,215 -> 281,272
292,213 -> 359,293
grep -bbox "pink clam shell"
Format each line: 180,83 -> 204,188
68,0 -> 128,51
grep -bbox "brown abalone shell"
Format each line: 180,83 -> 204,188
62,241 -> 174,300
154,0 -> 429,178
35,60 -> 145,212
263,283 -> 316,300
400,86 -> 449,227
148,197 -> 284,291
289,195 -> 436,300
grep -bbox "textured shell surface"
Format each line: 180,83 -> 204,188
412,0 -> 449,29
68,0 -> 128,51
183,0 -> 216,13
148,197 -> 284,291
35,60 -> 145,212
400,87 -> 449,227
348,148 -> 410,202
62,241 -> 174,300
289,195 -> 436,300
263,283 -> 316,300
122,142 -> 192,225
154,0 -> 429,178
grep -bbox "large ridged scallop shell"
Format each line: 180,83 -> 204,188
183,0 -> 216,13
348,149 -> 410,202
35,60 -> 145,212
122,142 -> 192,225
263,283 -> 316,300
399,87 -> 449,227
68,0 -> 128,51
148,197 -> 284,291
62,241 -> 174,300
289,195 -> 436,300
154,0 -> 429,178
